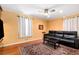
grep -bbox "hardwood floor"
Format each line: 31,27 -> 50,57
0,46 -> 20,55
0,39 -> 42,55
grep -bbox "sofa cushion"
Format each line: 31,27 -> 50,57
55,34 -> 63,38
64,35 -> 75,39
60,39 -> 74,43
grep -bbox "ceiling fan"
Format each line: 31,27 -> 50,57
38,8 -> 56,18
44,8 -> 55,13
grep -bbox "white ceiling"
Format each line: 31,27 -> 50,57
1,4 -> 79,19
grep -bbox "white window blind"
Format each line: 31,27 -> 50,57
18,16 -> 32,38
63,16 -> 79,37
63,17 -> 77,31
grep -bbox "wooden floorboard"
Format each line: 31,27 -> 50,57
0,39 -> 42,55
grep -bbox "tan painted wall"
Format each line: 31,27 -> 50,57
31,17 -> 47,40
1,10 -> 78,47
47,18 -> 63,31
1,11 -> 47,47
1,11 -> 18,46
47,12 -> 79,31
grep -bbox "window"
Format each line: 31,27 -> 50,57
63,16 -> 79,37
18,16 -> 32,38
63,17 -> 77,31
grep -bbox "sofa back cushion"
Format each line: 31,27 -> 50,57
64,35 -> 76,39
55,34 -> 63,38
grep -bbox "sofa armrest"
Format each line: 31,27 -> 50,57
44,34 -> 49,37
74,38 -> 79,48
43,34 -> 49,40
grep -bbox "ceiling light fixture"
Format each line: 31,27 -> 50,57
44,13 -> 50,18
42,8 -> 56,18
43,9 -> 50,18
59,10 -> 63,13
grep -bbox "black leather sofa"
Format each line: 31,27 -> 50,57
43,31 -> 79,49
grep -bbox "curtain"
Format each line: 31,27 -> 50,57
63,16 -> 79,37
77,16 -> 79,37
18,16 -> 32,38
